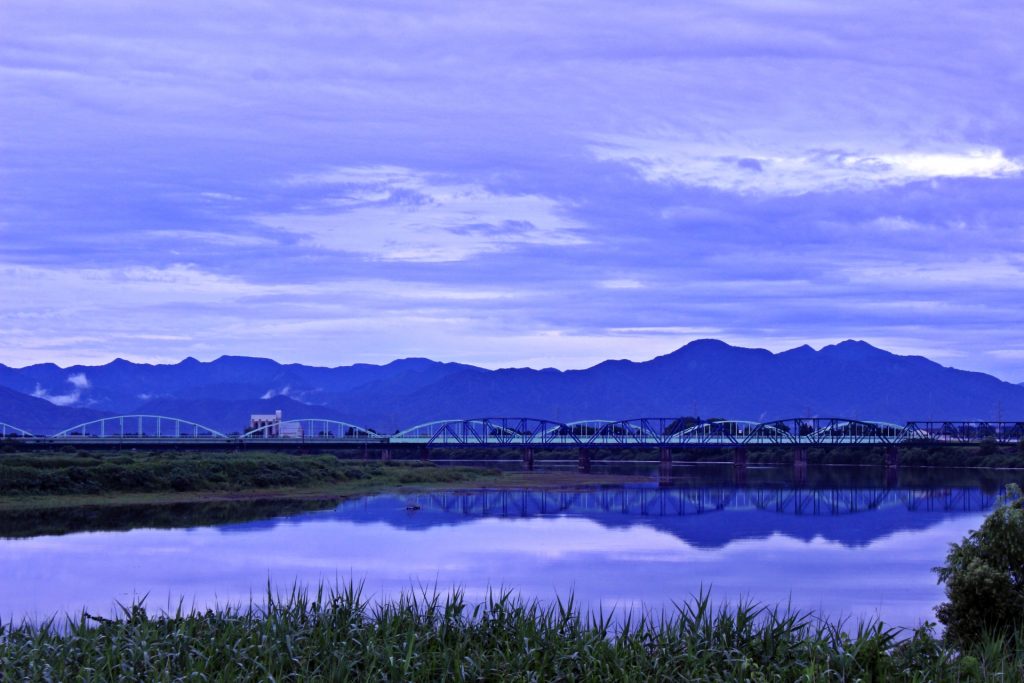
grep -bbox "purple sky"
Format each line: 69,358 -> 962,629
2,1 -> 1023,380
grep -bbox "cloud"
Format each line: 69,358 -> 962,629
2,0 -> 1024,381
591,139 -> 1024,195
260,386 -> 291,399
253,166 -> 587,262
32,373 -> 90,406
599,279 -> 644,290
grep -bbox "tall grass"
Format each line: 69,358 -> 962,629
2,584 -> 1022,681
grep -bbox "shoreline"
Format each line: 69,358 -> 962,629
0,468 -> 652,513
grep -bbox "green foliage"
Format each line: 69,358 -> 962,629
978,437 -> 1000,457
1,585 -> 1022,681
0,451 -> 495,497
935,484 -> 1024,648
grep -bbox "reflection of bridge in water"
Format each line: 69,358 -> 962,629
410,487 -> 997,518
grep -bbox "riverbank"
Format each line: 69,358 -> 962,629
0,449 -> 653,513
1,584 -> 1017,681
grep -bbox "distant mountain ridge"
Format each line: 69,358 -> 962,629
1,340 -> 1023,434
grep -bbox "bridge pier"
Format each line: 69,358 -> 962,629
418,445 -> 429,462
381,447 -> 392,462
885,465 -> 899,488
658,447 -> 673,480
522,447 -> 535,471
793,447 -> 808,483
884,445 -> 900,469
733,446 -> 748,468
578,447 -> 591,473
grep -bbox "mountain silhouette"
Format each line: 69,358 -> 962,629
1,340 -> 1022,434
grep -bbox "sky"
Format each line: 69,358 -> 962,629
2,1 -> 1023,380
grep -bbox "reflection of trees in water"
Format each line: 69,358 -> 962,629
0,498 -> 338,539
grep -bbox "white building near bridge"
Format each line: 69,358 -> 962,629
247,410 -> 304,438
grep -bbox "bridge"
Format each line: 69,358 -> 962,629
2,415 -> 1022,470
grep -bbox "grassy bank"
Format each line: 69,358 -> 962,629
0,450 -> 501,511
1,585 -> 1019,681
419,441 -> 1024,468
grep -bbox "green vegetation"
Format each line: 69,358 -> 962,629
3,585 -> 1024,681
936,484 -> 1024,647
0,449 -> 499,508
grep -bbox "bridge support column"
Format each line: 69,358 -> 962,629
578,447 -> 591,473
381,447 -> 392,462
884,445 -> 900,469
658,447 -> 673,480
522,447 -> 535,471
885,465 -> 899,488
418,445 -> 429,462
793,448 -> 808,486
733,446 -> 748,468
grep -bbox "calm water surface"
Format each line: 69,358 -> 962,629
1,465 -> 1018,628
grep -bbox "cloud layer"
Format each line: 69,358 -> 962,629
1,0 -> 1023,380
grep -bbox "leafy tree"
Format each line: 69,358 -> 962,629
935,484 -> 1024,647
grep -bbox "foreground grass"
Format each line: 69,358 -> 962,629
1,586 -> 1020,682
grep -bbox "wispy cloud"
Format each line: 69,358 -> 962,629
32,373 -> 90,406
253,166 -> 587,262
592,138 -> 1024,195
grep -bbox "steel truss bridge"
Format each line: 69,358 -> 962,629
2,415 -> 1022,468
4,415 -> 1022,447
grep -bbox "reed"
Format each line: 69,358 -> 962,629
2,584 -> 1022,681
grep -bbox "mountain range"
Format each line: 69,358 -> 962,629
1,340 -> 1023,435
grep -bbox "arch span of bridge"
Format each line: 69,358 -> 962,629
0,422 -> 32,438
51,415 -> 228,440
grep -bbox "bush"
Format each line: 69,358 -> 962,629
935,484 -> 1024,647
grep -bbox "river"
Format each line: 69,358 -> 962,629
1,464 -> 1018,629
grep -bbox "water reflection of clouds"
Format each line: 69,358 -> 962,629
0,510 -> 983,629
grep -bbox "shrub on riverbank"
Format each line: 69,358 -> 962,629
0,451 -> 495,497
936,484 -> 1024,648
1,585 -> 1021,681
